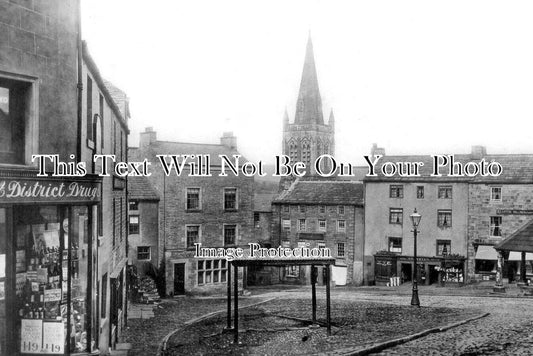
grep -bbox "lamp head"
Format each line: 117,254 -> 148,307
410,208 -> 422,228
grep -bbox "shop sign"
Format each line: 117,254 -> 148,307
44,288 -> 62,302
496,209 -> 533,215
0,178 -> 100,203
20,319 -> 42,354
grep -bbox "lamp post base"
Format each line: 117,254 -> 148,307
411,287 -> 420,307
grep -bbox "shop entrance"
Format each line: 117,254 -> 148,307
174,263 -> 185,295
401,263 -> 412,282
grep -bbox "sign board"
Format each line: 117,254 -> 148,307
496,209 -> 533,215
20,319 -> 43,354
44,288 -> 62,302
0,177 -> 101,204
42,322 -> 64,354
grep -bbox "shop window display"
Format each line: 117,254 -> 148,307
10,205 -> 95,354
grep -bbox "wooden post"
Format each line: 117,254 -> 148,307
521,251 -> 528,285
325,264 -> 331,336
311,265 -> 317,324
227,262 -> 232,329
234,265 -> 239,343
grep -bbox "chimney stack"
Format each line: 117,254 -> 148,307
471,145 -> 487,159
140,127 -> 157,148
220,131 -> 237,150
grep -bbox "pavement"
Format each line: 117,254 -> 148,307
128,303 -> 156,319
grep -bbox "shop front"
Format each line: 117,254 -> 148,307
0,172 -> 101,355
374,252 -> 466,285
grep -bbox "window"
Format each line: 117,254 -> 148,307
101,274 -> 107,319
390,185 -> 404,198
288,140 -> 298,162
302,140 -> 311,165
137,246 -> 151,260
224,224 -> 237,245
298,219 -> 306,231
112,198 -> 116,247
318,219 -> 327,232
282,219 -> 291,231
337,220 -> 346,232
0,76 -> 36,164
283,205 -> 290,213
197,259 -> 227,285
186,188 -> 201,210
187,225 -> 200,247
491,187 -> 502,202
438,186 -> 453,199
319,205 -> 326,214
285,265 -> 300,278
129,215 -> 139,234
338,206 -> 345,215
224,188 -> 237,210
436,240 -> 451,256
86,75 -> 93,143
129,200 -> 139,211
417,186 -> 424,199
299,205 -> 306,213
99,94 -> 104,149
337,242 -> 345,257
388,237 -> 402,253
254,212 -> 260,228
437,210 -> 452,227
389,208 -> 403,224
490,216 -> 502,237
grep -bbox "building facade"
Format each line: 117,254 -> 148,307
130,128 -> 254,295
364,146 -> 533,286
0,1 -> 129,355
272,179 -> 365,285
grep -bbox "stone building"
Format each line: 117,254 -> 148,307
363,145 -> 533,286
0,1 -> 129,354
130,128 -> 254,295
127,176 -> 160,275
271,178 -> 365,285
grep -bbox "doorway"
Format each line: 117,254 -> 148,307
401,263 -> 412,282
174,263 -> 185,295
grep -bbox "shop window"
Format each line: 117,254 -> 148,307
224,188 -> 237,210
197,259 -> 227,285
388,237 -> 402,253
438,210 -> 452,227
436,240 -> 451,256
390,185 -> 404,198
285,265 -> 300,278
129,200 -> 139,212
438,186 -> 452,199
186,188 -> 201,210
318,219 -> 327,232
389,208 -> 403,225
338,205 -> 345,215
137,246 -> 150,261
337,220 -> 346,232
337,243 -> 345,257
475,259 -> 496,273
101,273 -> 107,319
223,225 -> 236,246
0,209 -> 6,354
282,219 -> 291,232
298,219 -> 306,231
319,205 -> 326,214
490,187 -> 502,202
416,186 -> 424,199
186,225 -> 200,248
0,76 -> 37,165
129,215 -> 139,235
490,216 -> 502,237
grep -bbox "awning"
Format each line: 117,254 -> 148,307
475,245 -> 498,260
508,251 -> 533,261
495,219 -> 533,253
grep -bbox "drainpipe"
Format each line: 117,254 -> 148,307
76,0 -> 83,162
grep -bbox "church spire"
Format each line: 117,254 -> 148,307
294,34 -> 324,125
328,109 -> 335,128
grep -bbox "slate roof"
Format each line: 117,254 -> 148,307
128,176 -> 160,201
254,193 -> 276,212
495,218 -> 533,253
363,154 -> 533,184
273,178 -> 364,205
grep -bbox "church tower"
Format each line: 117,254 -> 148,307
282,35 -> 335,176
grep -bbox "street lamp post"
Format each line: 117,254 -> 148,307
410,209 -> 422,307
440,245 -> 448,287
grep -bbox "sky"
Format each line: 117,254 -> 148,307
82,0 -> 533,165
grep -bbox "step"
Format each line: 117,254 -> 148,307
116,343 -> 132,350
